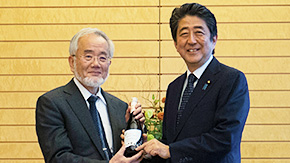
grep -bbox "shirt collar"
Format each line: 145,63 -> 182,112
73,78 -> 107,105
187,54 -> 213,79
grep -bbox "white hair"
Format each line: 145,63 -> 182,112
69,27 -> 114,58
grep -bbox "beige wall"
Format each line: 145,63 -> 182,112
0,0 -> 290,162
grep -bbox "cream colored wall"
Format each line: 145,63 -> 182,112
0,0 -> 289,162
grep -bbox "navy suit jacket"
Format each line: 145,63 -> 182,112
161,57 -> 250,163
36,79 -> 128,163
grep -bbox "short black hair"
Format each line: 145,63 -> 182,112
170,3 -> 217,43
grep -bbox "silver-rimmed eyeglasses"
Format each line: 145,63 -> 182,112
72,54 -> 111,64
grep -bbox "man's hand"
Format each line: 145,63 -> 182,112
109,145 -> 142,163
125,102 -> 145,126
136,139 -> 170,159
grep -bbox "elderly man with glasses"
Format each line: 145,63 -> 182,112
36,28 -> 145,163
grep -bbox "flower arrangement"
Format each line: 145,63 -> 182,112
144,94 -> 165,141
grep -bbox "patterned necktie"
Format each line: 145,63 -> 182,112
176,74 -> 197,127
87,95 -> 112,160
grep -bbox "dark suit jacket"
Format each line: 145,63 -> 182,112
161,57 -> 250,163
36,79 -> 128,163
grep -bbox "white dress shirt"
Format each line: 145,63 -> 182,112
73,78 -> 113,153
178,55 -> 213,110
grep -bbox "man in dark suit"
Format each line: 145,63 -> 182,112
137,3 -> 250,163
36,28 -> 144,163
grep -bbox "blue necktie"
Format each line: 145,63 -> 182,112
88,95 -> 112,160
176,74 -> 197,126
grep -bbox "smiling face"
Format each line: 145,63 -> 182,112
174,15 -> 217,72
69,33 -> 111,93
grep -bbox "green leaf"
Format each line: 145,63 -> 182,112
154,99 -> 159,106
156,124 -> 162,131
147,134 -> 155,141
145,110 -> 154,119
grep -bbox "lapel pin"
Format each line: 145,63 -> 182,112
202,80 -> 211,90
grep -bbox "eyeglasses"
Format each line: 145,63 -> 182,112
73,54 -> 111,63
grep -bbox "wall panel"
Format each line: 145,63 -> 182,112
0,161 -> 43,163
241,142 -> 290,158
0,92 -> 44,108
0,25 -> 159,41
0,8 -> 159,24
250,91 -> 290,107
246,109 -> 290,124
0,0 -> 159,7
0,143 -> 44,158
0,126 -> 37,142
0,109 -> 35,125
242,160 -> 290,163
161,6 -> 290,23
242,125 -> 290,141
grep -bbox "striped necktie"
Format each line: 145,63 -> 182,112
176,74 -> 197,127
88,95 -> 112,160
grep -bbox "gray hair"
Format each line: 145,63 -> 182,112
69,28 -> 114,58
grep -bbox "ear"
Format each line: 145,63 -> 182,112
212,35 -> 218,46
174,41 -> 178,51
68,56 -> 75,73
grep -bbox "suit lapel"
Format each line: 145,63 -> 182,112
166,73 -> 186,142
64,79 -> 106,159
174,57 -> 221,140
102,90 -> 124,153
